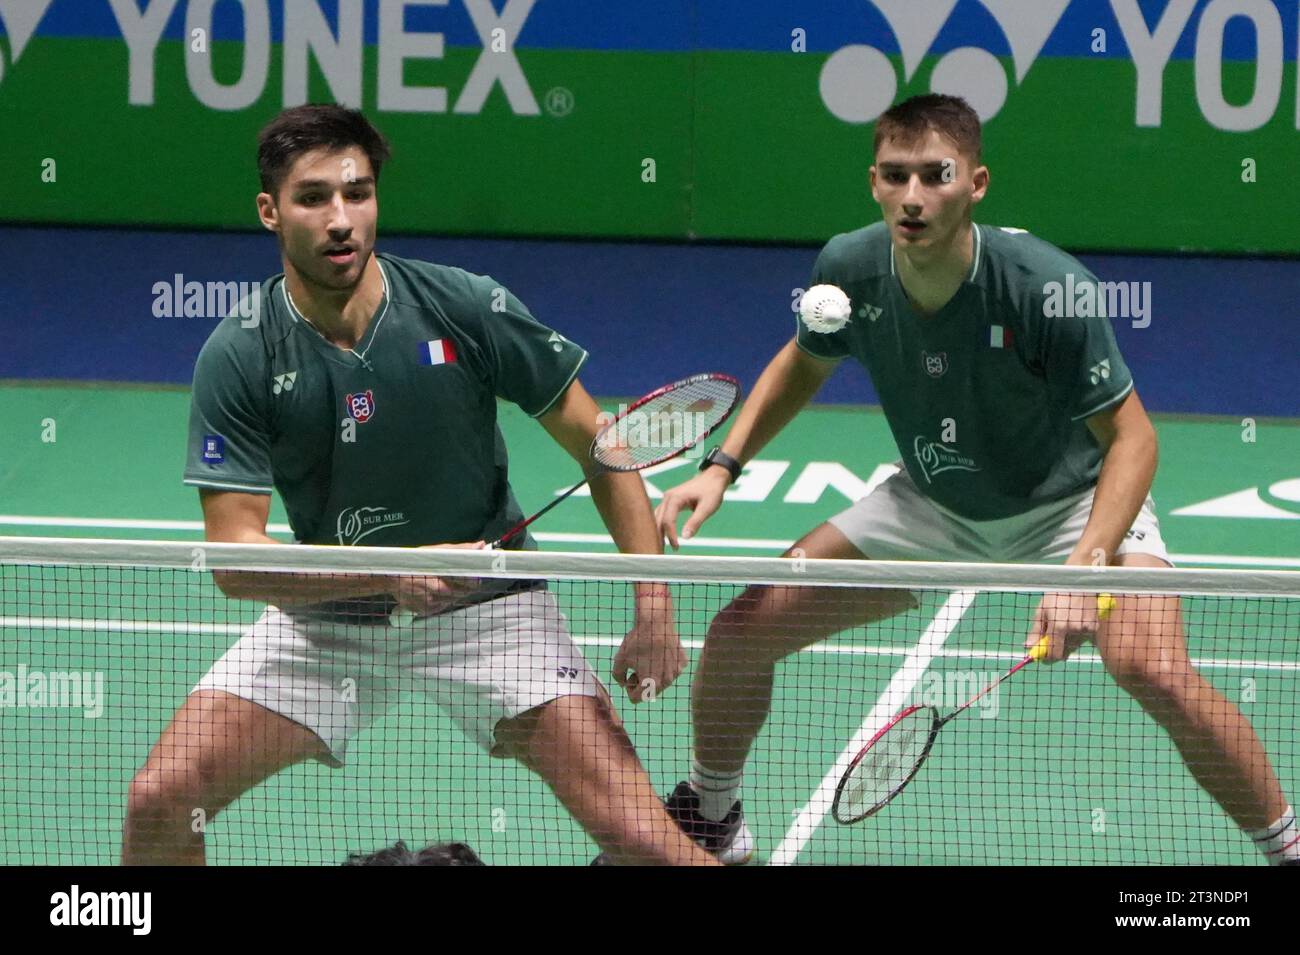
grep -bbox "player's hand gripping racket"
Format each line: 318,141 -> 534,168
491,373 -> 741,548
831,592 -> 1118,824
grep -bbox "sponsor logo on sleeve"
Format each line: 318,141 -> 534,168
201,434 -> 225,466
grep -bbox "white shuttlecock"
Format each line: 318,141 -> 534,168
799,284 -> 852,334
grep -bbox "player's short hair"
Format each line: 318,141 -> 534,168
341,840 -> 485,866
257,104 -> 392,199
873,94 -> 982,164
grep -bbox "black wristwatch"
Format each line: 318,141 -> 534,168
699,446 -> 743,484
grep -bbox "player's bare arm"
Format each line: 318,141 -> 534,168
1072,389 -> 1159,567
656,338 -> 838,548
199,489 -> 479,611
1030,390 -> 1160,661
539,378 -> 686,703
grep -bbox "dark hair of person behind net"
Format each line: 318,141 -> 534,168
257,104 -> 393,199
342,840 -> 485,866
873,93 -> 982,164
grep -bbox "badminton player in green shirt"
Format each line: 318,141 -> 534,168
122,105 -> 717,866
656,94 -> 1297,866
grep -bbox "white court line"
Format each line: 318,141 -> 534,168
766,589 -> 977,866
1,515 -> 1298,567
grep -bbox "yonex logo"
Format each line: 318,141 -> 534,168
0,0 -> 57,87
105,0 -> 540,114
557,666 -> 579,679
819,0 -> 1071,123
859,304 -> 883,322
1089,359 -> 1112,385
547,331 -> 567,353
272,372 -> 297,395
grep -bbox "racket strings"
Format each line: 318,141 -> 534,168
837,709 -> 935,820
592,375 -> 739,470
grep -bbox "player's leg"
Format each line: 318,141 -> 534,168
691,521 -> 913,779
122,689 -> 327,865
677,469 -> 944,857
1096,552 -> 1295,862
124,606 -> 375,865
495,694 -> 718,866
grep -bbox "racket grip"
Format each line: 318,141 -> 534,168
1032,593 -> 1118,661
1096,592 -> 1117,618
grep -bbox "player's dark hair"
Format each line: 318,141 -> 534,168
874,94 -> 982,163
342,840 -> 485,866
257,104 -> 392,199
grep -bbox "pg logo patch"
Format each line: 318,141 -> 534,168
345,390 -> 376,423
922,351 -> 949,378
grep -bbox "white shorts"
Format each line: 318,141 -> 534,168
193,589 -> 603,765
828,464 -> 1172,565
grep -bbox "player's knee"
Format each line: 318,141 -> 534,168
125,768 -> 204,829
708,587 -> 791,651
1103,642 -> 1186,703
125,761 -> 233,831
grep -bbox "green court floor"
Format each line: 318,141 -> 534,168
1,383 -> 1297,864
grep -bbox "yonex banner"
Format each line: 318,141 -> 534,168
1,1 -> 1296,252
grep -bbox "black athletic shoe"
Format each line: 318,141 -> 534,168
663,781 -> 755,864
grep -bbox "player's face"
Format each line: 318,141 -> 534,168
258,146 -> 378,292
870,130 -> 987,256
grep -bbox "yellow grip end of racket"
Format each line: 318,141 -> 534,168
1033,594 -> 1117,661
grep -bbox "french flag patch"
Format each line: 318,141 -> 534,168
420,338 -> 458,365
989,325 -> 1014,349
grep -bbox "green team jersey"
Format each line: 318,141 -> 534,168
797,223 -> 1134,521
183,252 -> 587,550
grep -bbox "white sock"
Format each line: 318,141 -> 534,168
1247,806 -> 1300,865
691,760 -> 743,822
